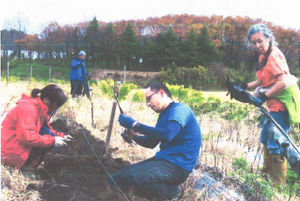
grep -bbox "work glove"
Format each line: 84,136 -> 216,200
252,93 -> 268,107
55,137 -> 67,147
86,74 -> 91,80
63,135 -> 73,142
118,114 -> 135,129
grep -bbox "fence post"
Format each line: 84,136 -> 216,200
49,65 -> 51,83
29,66 -> 33,84
123,65 -> 126,83
6,61 -> 9,87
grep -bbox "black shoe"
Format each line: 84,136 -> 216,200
171,185 -> 184,201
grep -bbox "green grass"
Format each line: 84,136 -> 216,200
1,60 -> 73,82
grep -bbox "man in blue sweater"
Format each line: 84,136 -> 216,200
69,51 -> 90,98
109,81 -> 202,200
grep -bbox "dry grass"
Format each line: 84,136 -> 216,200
1,81 -> 298,200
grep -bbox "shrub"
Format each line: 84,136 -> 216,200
198,96 -> 222,114
99,79 -> 114,98
119,83 -> 138,101
159,62 -> 178,84
132,90 -> 145,103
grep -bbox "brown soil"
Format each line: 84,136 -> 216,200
33,119 -> 132,201
27,119 -> 262,201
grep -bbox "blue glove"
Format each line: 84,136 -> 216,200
118,114 -> 135,128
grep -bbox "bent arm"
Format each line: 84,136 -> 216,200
265,74 -> 287,98
16,108 -> 56,147
247,80 -> 261,90
131,121 -> 181,148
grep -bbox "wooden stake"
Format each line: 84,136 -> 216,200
104,83 -> 120,156
105,99 -> 117,156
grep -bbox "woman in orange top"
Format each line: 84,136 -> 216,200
243,24 -> 297,185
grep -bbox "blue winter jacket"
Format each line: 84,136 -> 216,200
69,58 -> 89,80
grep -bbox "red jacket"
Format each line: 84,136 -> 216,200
1,94 -> 65,169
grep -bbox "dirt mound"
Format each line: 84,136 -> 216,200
34,119 -> 131,201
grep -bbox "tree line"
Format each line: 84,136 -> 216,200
1,14 -> 299,73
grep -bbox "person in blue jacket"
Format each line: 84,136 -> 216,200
109,81 -> 202,201
70,51 -> 90,98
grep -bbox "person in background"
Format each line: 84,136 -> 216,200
1,84 -> 73,178
70,50 -> 90,98
242,24 -> 300,185
109,81 -> 202,201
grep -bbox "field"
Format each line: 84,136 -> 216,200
1,78 -> 300,200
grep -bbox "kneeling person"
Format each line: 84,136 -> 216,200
1,84 -> 72,177
109,81 -> 202,200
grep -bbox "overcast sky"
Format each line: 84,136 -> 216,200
1,0 -> 300,34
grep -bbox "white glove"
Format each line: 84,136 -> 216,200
55,137 -> 67,147
63,135 -> 73,142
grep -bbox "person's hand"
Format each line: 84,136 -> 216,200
252,93 -> 268,107
63,135 -> 73,142
86,74 -> 91,80
55,137 -> 67,147
118,114 -> 135,128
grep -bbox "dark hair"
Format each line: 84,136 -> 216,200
31,84 -> 68,108
149,81 -> 172,99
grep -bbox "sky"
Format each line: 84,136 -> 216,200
1,0 -> 300,34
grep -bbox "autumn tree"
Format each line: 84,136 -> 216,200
1,29 -> 25,58
39,22 -> 66,60
13,34 -> 42,59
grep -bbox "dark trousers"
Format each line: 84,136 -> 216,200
22,125 -> 55,169
71,80 -> 83,98
108,157 -> 190,200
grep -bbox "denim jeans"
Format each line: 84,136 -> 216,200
108,157 -> 190,200
260,110 -> 290,155
22,125 -> 55,169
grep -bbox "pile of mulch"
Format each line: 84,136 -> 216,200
33,119 -> 131,201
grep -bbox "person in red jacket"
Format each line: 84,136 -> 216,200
1,84 -> 72,176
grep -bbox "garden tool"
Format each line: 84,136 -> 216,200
271,155 -> 287,185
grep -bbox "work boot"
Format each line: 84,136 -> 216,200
270,155 -> 287,186
261,145 -> 272,175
